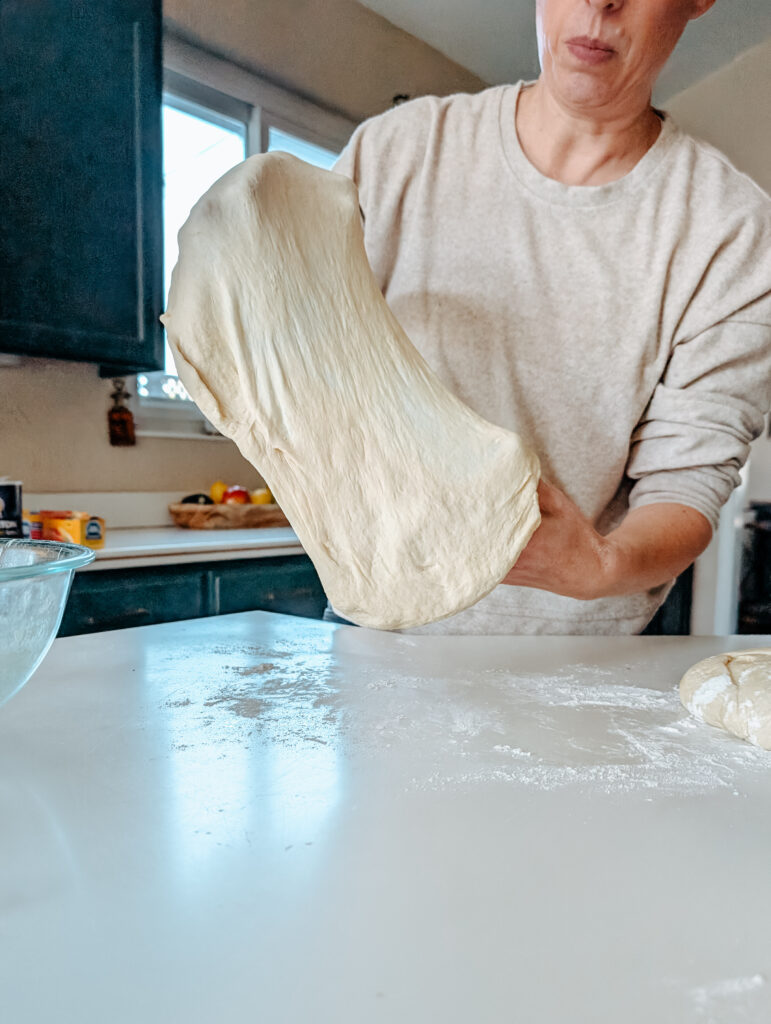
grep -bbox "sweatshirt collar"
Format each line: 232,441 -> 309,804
498,80 -> 679,207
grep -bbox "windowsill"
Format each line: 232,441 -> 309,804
135,427 -> 231,442
134,392 -> 227,440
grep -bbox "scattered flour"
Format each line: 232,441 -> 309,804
689,673 -> 734,721
355,666 -> 770,795
689,973 -> 766,1020
157,642 -> 770,797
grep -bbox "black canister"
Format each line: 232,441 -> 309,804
0,480 -> 23,538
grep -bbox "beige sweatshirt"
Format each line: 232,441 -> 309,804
332,81 -> 771,635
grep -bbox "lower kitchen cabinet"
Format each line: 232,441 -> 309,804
58,554 -> 327,637
211,556 -> 326,619
59,555 -> 693,638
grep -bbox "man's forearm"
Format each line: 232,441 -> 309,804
600,502 -> 713,597
502,482 -> 714,601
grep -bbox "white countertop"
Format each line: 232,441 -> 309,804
2,613 -> 770,1022
83,525 -> 304,570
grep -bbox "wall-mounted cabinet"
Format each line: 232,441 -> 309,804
0,0 -> 164,373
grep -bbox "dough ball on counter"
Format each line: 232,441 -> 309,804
679,648 -> 771,749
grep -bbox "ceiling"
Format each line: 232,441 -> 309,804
356,0 -> 771,101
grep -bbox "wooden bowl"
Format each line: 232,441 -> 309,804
168,502 -> 290,530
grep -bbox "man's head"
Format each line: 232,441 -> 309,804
535,0 -> 716,116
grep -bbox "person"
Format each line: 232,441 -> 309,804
328,0 -> 771,635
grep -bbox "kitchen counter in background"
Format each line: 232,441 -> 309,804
26,490 -> 303,570
82,525 -> 302,571
27,492 -> 323,636
2,611 -> 770,1022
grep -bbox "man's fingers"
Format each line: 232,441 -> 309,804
536,478 -> 560,517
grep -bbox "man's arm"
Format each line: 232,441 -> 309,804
502,479 -> 712,600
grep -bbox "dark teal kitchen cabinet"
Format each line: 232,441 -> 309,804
58,555 -> 692,637
211,558 -> 328,619
58,556 -> 328,637
0,0 -> 164,372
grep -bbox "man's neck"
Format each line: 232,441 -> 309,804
515,79 -> 663,187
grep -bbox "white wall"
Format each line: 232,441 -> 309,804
666,37 -> 771,194
163,0 -> 486,124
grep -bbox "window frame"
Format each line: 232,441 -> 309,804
136,34 -> 356,439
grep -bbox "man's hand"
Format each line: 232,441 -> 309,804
502,479 -> 713,600
502,480 -> 611,599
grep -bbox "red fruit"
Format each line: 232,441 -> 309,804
222,485 -> 250,505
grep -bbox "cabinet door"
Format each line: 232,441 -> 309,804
211,556 -> 328,620
59,563 -> 207,637
0,0 -> 163,372
58,556 -> 328,637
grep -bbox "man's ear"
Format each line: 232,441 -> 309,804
689,0 -> 717,21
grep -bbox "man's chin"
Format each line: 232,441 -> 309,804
546,65 -> 622,110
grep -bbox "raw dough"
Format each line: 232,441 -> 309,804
679,648 -> 771,749
161,153 -> 541,630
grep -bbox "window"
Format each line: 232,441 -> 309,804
161,97 -> 247,379
136,55 -> 353,438
266,127 -> 338,170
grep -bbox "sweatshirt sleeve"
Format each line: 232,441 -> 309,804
626,290 -> 771,531
332,110 -> 397,210
332,96 -> 437,218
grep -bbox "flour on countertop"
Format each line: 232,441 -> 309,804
689,973 -> 767,1020
360,666 -> 770,795
156,642 -> 769,797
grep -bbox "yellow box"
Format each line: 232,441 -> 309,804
41,511 -> 83,544
82,515 -> 105,549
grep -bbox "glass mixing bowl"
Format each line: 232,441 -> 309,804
0,539 -> 95,708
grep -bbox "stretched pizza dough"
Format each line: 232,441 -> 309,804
161,153 -> 541,630
680,648 -> 771,750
